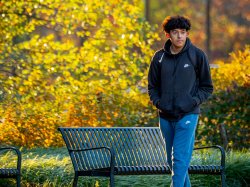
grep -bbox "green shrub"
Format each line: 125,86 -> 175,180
196,46 -> 250,150
198,85 -> 250,149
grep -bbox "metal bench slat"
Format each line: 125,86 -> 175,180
124,129 -> 142,166
76,129 -> 89,171
79,129 -> 92,170
136,128 -> 155,166
143,128 -> 158,166
141,129 -> 154,166
73,129 -> 86,171
146,129 -> 160,164
61,129 -> 79,171
121,129 -> 136,166
102,129 -> 116,167
129,129 -> 145,166
80,129 -> 94,170
119,129 -> 133,166
121,129 -> 134,166
152,128 -> 167,164
132,129 -> 149,167
87,129 -> 102,170
0,169 -> 19,177
100,128 -> 116,168
139,129 -> 156,167
124,129 -> 139,166
104,129 -> 116,167
148,128 -> 166,165
78,129 -> 91,170
115,129 -> 129,166
89,129 -> 104,169
146,129 -> 159,166
94,129 -> 110,169
67,130 -> 80,171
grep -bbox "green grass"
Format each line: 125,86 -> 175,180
0,148 -> 249,187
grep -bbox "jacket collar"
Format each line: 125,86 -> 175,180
163,37 -> 191,56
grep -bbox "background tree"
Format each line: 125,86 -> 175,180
148,0 -> 250,61
0,0 -> 248,149
0,0 -> 159,147
198,46 -> 250,149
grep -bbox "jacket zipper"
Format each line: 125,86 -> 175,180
172,55 -> 177,112
172,55 -> 178,76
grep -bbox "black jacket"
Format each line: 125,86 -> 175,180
148,38 -> 213,121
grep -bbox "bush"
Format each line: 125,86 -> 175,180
197,46 -> 250,149
198,85 -> 250,149
0,0 -> 158,148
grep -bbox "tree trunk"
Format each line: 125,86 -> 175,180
206,0 -> 211,61
145,0 -> 150,22
219,123 -> 228,149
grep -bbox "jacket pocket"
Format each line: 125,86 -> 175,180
158,93 -> 173,112
175,93 -> 196,113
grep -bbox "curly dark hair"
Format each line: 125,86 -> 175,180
162,15 -> 191,33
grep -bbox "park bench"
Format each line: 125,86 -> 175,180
0,147 -> 21,187
58,127 -> 226,187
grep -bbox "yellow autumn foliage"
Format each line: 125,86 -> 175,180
0,0 -> 158,148
211,45 -> 250,91
0,0 -> 248,148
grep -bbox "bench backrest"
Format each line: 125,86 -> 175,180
58,127 -> 167,171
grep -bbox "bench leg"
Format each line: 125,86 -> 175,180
17,175 -> 21,187
221,172 -> 226,187
110,174 -> 114,187
73,175 -> 78,187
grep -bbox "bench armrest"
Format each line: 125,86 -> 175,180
194,145 -> 225,168
0,147 -> 22,171
69,147 -> 115,172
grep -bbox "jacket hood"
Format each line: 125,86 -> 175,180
163,37 -> 191,56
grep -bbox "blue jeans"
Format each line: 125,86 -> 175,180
159,114 -> 199,187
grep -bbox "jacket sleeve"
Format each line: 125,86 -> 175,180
193,50 -> 213,105
148,51 -> 161,107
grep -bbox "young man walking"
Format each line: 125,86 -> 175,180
148,15 -> 213,187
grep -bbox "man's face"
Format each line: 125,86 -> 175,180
168,29 -> 188,48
